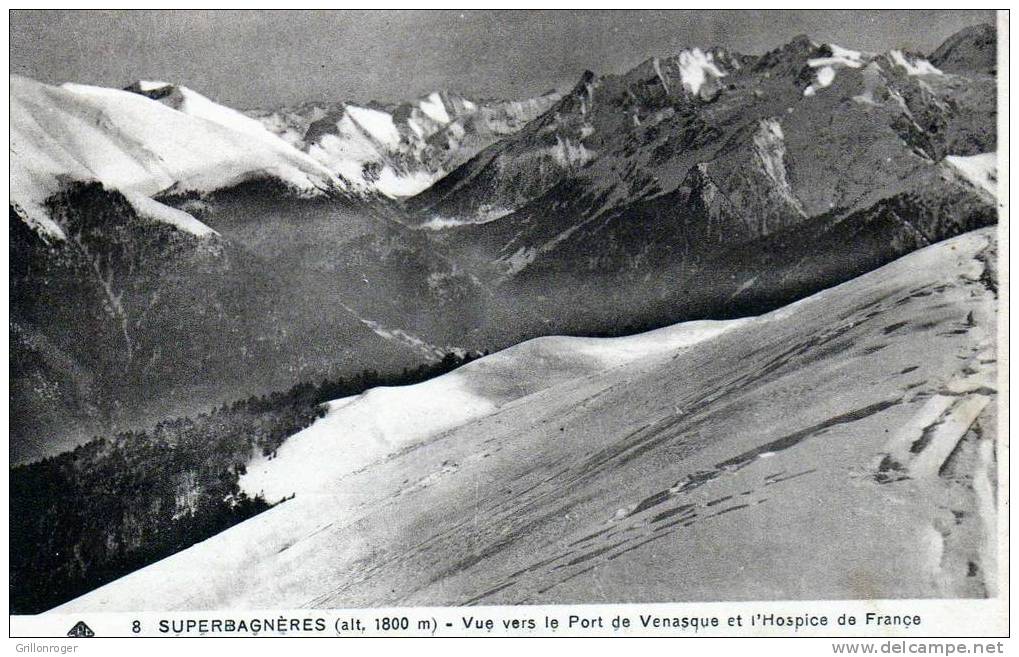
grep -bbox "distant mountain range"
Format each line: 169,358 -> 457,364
248,90 -> 561,197
9,23 -> 997,463
408,30 -> 996,334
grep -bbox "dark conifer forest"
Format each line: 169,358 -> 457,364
10,352 -> 479,613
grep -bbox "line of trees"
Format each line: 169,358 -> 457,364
10,350 -> 481,614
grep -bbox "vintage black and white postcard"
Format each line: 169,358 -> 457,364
6,7 -> 1009,646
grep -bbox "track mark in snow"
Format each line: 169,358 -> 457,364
715,399 -> 902,472
463,581 -> 516,606
874,346 -> 996,484
909,396 -> 990,479
519,461 -> 821,595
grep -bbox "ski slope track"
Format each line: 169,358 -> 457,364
58,227 -> 998,611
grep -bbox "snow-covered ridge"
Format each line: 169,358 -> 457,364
304,104 -> 437,197
63,80 -> 340,192
166,85 -> 315,148
239,317 -> 747,502
10,75 -> 342,239
345,105 -> 403,146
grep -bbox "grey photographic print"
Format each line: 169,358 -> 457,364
8,9 -> 1004,630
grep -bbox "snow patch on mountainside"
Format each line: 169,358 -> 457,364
804,66 -> 837,96
338,302 -> 451,360
652,57 -> 671,93
889,50 -> 943,76
851,63 -> 886,105
751,118 -> 806,216
945,153 -> 998,196
419,92 -> 451,124
374,168 -> 437,197
122,191 -> 217,237
10,204 -> 66,241
677,48 -> 726,95
550,136 -> 594,168
500,246 -> 539,276
136,80 -> 171,92
808,44 -> 865,69
418,207 -> 512,230
346,105 -> 403,147
804,44 -> 867,96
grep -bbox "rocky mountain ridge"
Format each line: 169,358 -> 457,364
247,89 -> 561,197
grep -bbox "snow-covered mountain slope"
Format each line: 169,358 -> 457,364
240,318 -> 748,502
249,90 -> 560,197
125,80 -> 306,147
10,75 -> 341,238
58,227 -> 998,611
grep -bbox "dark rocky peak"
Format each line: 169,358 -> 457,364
122,81 -> 202,115
752,34 -> 823,75
929,23 -> 996,75
576,69 -> 598,86
527,70 -> 599,124
303,106 -> 350,144
123,81 -> 179,102
547,48 -> 736,131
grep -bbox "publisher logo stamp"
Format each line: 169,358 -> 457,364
66,622 -> 94,638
